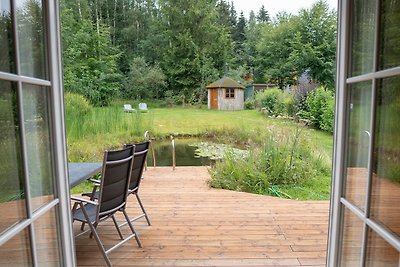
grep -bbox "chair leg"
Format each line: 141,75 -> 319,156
111,215 -> 124,240
122,209 -> 142,248
89,222 -> 98,239
80,222 -> 86,231
135,194 -> 151,226
79,203 -> 112,267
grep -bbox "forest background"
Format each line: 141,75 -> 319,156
61,0 -> 337,107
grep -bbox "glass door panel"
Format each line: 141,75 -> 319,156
340,208 -> 364,267
0,0 -> 72,265
344,82 -> 372,211
378,0 -> 400,70
365,229 -> 399,267
16,0 -> 47,79
0,0 -> 15,73
350,0 -> 376,76
0,80 -> 26,234
33,207 -> 61,266
22,84 -> 55,211
0,228 -> 32,266
370,77 -> 400,236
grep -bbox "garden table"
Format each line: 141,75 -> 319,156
68,162 -> 102,188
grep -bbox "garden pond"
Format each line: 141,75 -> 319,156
146,138 -> 248,167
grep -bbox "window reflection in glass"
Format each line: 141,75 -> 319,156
365,229 -> 399,267
16,0 -> 47,79
22,84 -> 54,211
379,0 -> 400,70
350,0 -> 376,76
0,0 -> 15,73
0,80 -> 26,234
340,208 -> 363,267
344,82 -> 372,211
34,207 -> 61,266
0,228 -> 32,266
371,77 -> 400,236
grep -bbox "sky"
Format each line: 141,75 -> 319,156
230,0 -> 338,18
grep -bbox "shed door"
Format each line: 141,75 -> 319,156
210,89 -> 218,109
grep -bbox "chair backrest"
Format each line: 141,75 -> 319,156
97,146 -> 135,218
124,141 -> 150,192
124,104 -> 132,111
138,103 -> 147,110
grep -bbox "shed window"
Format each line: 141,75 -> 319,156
225,88 -> 235,98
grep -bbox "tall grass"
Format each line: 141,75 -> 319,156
209,127 -> 331,200
65,93 -> 153,161
67,105 -> 152,141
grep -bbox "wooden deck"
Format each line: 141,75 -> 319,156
74,167 -> 329,267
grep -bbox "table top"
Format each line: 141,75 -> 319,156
68,162 -> 102,188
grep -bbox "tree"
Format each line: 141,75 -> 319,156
216,0 -> 235,33
152,0 -> 231,100
123,57 -> 166,99
61,1 -> 122,106
243,10 -> 262,82
257,14 -> 299,88
257,5 -> 270,24
255,2 -> 336,89
233,11 -> 247,45
295,0 -> 337,88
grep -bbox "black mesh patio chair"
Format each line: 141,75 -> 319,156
122,141 -> 151,226
83,141 -> 151,226
71,146 -> 142,267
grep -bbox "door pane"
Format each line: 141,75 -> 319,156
22,84 -> 55,211
0,228 -> 32,266
365,229 -> 399,267
350,0 -> 376,76
0,0 -> 15,73
371,77 -> 400,236
378,0 -> 400,70
0,80 -> 26,234
34,207 -> 61,266
344,82 -> 372,211
16,0 -> 47,79
340,207 -> 364,267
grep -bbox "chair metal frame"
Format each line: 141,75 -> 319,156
71,146 -> 141,267
122,141 -> 151,226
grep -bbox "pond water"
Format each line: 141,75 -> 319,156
146,138 -> 211,166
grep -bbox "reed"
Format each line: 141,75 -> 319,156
209,127 -> 332,200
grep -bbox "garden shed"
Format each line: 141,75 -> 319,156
206,76 -> 245,110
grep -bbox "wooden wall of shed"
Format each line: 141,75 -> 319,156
217,88 -> 244,110
207,89 -> 211,109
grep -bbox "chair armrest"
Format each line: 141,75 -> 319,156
71,196 -> 98,206
88,178 -> 101,184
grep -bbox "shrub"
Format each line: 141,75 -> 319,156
283,93 -> 296,117
298,87 -> 335,132
255,88 -> 295,116
244,98 -> 255,109
255,88 -> 284,115
320,96 -> 334,132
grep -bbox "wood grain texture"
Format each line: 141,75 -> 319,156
74,166 -> 329,267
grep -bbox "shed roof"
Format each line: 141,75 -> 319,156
206,76 -> 245,89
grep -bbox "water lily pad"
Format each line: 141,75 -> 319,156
190,142 -> 248,160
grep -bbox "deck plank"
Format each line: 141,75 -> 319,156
74,167 -> 329,266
